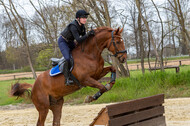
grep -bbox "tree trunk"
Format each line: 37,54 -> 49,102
138,13 -> 145,74
151,0 -> 164,71
26,43 -> 37,79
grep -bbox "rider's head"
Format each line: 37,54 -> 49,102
76,10 -> 89,25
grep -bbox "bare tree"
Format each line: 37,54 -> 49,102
138,12 -> 145,74
0,0 -> 37,79
136,0 -> 160,67
151,0 -> 164,71
29,0 -> 63,57
166,0 -> 190,55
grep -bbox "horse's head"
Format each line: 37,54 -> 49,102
107,28 -> 127,63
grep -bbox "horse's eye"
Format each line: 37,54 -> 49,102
116,41 -> 120,44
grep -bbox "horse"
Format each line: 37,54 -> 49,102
10,27 -> 127,126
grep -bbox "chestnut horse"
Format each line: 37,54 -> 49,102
11,27 -> 127,126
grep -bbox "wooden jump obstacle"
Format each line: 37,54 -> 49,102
90,94 -> 165,126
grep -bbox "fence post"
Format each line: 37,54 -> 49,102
137,65 -> 139,70
179,61 -> 182,66
13,75 -> 16,80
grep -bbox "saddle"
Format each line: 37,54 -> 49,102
50,57 -> 81,87
50,57 -> 74,76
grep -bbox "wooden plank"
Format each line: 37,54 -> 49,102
90,108 -> 109,126
107,94 -> 164,117
108,106 -> 164,126
129,116 -> 166,126
150,66 -> 179,70
149,66 -> 180,73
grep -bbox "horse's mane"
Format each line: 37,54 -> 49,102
94,26 -> 113,34
76,26 -> 113,48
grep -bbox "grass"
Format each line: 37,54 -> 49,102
1,65 -> 190,106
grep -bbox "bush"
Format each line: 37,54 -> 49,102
36,48 -> 54,68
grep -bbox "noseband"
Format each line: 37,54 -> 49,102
108,30 -> 127,57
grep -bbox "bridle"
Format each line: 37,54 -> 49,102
108,30 -> 127,58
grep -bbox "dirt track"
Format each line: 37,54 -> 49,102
0,98 -> 190,126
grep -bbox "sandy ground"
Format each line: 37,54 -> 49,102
0,98 -> 190,126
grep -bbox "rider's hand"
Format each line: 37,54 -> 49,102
74,40 -> 78,46
87,29 -> 95,37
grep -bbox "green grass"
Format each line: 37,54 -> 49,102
1,65 -> 190,106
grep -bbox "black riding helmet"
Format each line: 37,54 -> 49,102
76,10 -> 89,18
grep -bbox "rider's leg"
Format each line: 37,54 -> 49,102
58,37 -> 73,85
63,60 -> 74,85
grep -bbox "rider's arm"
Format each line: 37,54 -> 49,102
70,25 -> 88,43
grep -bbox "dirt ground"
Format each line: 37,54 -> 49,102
0,98 -> 190,126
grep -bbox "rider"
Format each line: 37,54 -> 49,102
58,10 -> 95,85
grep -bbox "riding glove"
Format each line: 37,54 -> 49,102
87,29 -> 95,37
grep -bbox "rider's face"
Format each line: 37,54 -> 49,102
79,18 -> 87,25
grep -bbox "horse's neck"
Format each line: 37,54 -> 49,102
83,32 -> 111,55
72,30 -> 111,60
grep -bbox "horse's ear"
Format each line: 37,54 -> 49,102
120,28 -> 123,33
114,27 -> 120,35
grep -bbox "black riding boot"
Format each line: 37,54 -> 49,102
63,60 -> 74,85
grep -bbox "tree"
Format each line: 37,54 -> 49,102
151,0 -> 164,71
136,0 -> 160,68
138,12 -> 145,73
0,0 -> 37,79
166,0 -> 190,55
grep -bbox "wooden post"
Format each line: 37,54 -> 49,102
137,65 -> 139,70
176,67 -> 180,73
13,75 -> 16,80
179,61 -> 182,66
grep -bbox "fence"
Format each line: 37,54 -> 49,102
128,59 -> 190,70
0,72 -> 43,81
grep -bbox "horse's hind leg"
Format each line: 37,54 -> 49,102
36,107 -> 49,126
50,97 -> 64,126
32,87 -> 50,126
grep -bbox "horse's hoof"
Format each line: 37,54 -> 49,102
84,96 -> 94,103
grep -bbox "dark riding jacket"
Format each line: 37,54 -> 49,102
61,20 -> 88,43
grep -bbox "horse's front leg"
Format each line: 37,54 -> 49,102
98,66 -> 116,88
84,66 -> 116,103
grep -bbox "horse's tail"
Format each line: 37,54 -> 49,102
10,82 -> 33,99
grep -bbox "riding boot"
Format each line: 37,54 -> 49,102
63,61 -> 74,85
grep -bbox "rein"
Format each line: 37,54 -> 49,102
108,30 -> 127,58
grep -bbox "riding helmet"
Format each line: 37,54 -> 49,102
76,10 -> 89,18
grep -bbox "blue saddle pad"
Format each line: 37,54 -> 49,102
49,65 -> 61,76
